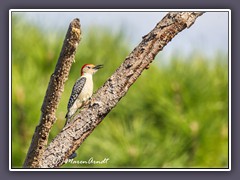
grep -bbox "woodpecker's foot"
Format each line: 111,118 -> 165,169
68,152 -> 77,159
91,101 -> 103,107
90,97 -> 103,106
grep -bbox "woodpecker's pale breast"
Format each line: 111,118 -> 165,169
78,73 -> 93,102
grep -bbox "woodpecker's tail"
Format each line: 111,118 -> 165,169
65,112 -> 68,119
65,112 -> 71,126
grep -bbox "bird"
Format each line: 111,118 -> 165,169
65,63 -> 103,126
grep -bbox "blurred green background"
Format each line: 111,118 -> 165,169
11,14 -> 229,168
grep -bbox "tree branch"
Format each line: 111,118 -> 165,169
41,12 -> 204,168
23,18 -> 82,168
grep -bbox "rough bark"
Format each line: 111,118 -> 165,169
40,12 -> 204,168
23,18 -> 82,168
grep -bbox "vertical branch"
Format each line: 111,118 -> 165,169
23,18 -> 82,168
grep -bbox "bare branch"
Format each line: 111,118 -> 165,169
23,18 -> 82,168
41,12 -> 204,168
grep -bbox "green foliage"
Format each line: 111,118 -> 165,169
11,15 -> 229,168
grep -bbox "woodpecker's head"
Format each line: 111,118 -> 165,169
81,64 -> 103,76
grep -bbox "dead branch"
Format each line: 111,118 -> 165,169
23,18 -> 82,168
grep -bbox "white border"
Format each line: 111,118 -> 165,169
228,9 -> 231,171
9,9 -> 231,171
9,9 -> 12,171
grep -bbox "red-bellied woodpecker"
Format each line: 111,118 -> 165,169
65,64 -> 103,126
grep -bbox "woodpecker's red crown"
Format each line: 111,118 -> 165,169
81,64 -> 103,75
81,64 -> 93,75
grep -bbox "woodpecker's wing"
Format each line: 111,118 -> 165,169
67,77 -> 87,109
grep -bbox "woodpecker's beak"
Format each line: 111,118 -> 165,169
93,64 -> 103,70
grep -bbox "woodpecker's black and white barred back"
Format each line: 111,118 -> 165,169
65,77 -> 86,120
67,77 -> 87,110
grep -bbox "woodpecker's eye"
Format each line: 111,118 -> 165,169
87,66 -> 90,69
